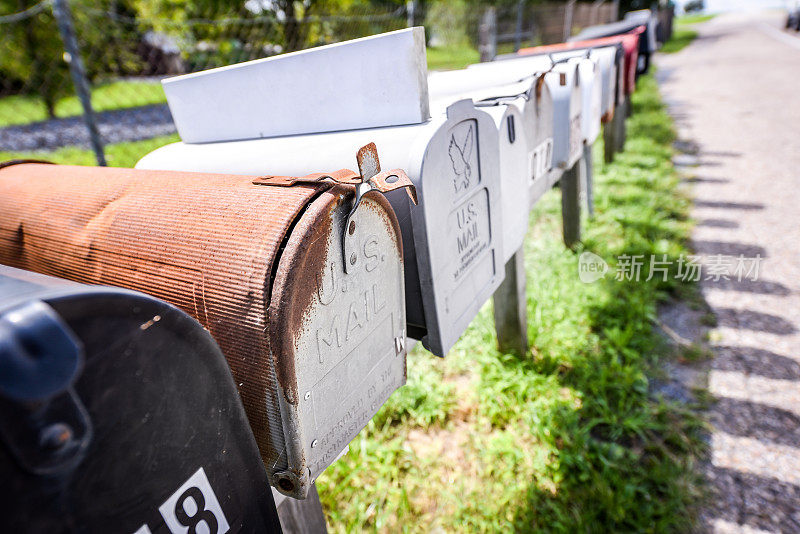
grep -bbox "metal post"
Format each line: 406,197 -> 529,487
514,0 -> 524,52
406,0 -> 415,28
277,484 -> 329,534
52,0 -> 106,166
479,7 -> 497,62
563,0 -> 576,42
561,161 -> 582,248
493,249 -> 528,357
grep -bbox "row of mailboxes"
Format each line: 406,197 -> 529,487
0,265 -> 283,532
0,25 -> 645,508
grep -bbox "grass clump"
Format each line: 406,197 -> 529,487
316,73 -> 706,532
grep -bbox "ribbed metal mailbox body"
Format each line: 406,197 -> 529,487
428,67 -> 555,207
0,266 -> 282,532
0,163 -> 407,499
137,101 -> 503,357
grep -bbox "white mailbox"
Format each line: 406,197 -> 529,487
431,96 -> 529,262
160,28 -> 430,143
137,101 -> 504,357
428,62 -> 555,206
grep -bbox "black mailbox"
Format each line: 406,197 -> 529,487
0,265 -> 281,533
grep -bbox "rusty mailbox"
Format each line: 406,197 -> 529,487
137,101 -> 503,357
0,150 -> 412,500
428,62 -> 555,206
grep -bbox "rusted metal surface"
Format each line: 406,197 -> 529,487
0,156 -> 408,499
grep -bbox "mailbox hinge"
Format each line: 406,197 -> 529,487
252,143 -> 417,274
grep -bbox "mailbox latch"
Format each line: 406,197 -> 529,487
253,143 -> 417,274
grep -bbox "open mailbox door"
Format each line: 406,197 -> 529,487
136,101 -> 504,358
0,157 -> 409,500
0,266 -> 282,532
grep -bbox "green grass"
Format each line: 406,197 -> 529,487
676,13 -> 716,24
426,45 -> 480,71
315,73 -> 706,532
661,27 -> 699,54
0,133 -> 179,167
0,80 -> 166,128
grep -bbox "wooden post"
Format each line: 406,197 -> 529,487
277,484 -> 329,534
616,100 -> 628,152
493,249 -> 528,356
583,144 -> 595,217
479,7 -> 497,62
603,116 -> 617,163
561,161 -> 582,248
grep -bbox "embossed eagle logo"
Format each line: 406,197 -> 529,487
448,125 -> 474,193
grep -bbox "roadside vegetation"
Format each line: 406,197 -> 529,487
0,80 -> 166,128
315,74 -> 706,532
662,12 -> 716,54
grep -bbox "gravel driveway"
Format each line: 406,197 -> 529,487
0,104 -> 176,152
657,11 -> 800,533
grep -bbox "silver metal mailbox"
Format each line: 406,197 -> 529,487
137,100 -> 504,357
428,62 -> 555,206
0,158 -> 410,500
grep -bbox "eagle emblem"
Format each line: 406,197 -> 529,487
448,125 -> 474,193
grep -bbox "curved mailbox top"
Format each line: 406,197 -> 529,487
0,162 -> 408,499
137,101 -> 504,357
0,265 -> 282,532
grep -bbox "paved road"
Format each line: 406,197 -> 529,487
0,104 -> 175,152
657,11 -> 800,534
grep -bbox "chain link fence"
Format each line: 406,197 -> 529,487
0,0 -> 615,168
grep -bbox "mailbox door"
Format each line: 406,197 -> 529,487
589,47 -> 618,120
267,188 -> 407,489
574,58 -> 602,146
0,267 -> 281,533
546,63 -> 583,171
528,77 -> 555,206
410,101 -> 503,355
483,103 -> 529,263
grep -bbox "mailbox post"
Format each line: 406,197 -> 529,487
0,154 -> 411,501
136,101 -> 505,358
0,266 -> 283,532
